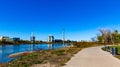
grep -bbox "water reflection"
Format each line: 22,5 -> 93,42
48,44 -> 54,50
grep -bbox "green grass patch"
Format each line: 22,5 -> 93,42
102,45 -> 120,54
102,47 -> 105,51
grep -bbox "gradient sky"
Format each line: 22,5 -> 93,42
0,0 -> 120,41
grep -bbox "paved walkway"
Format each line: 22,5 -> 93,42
64,46 -> 120,67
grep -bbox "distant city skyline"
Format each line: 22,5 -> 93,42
0,0 -> 120,41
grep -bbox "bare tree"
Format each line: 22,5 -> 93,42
99,29 -> 114,45
99,29 -> 107,43
107,30 -> 114,45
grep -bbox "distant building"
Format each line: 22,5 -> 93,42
12,38 -> 20,42
0,36 -> 10,42
30,32 -> 35,43
48,35 -> 54,42
30,36 -> 35,43
66,40 -> 71,43
54,39 -> 62,43
0,36 -> 21,42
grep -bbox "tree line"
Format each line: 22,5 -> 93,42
97,29 -> 120,44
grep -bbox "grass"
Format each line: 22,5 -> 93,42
102,47 -> 105,51
110,46 -> 120,54
0,42 -> 104,67
1,47 -> 81,67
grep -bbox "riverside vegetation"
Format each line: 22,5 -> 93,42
0,42 -> 104,67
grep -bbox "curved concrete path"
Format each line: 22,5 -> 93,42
64,46 -> 120,67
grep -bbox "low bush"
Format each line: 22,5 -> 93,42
73,42 -> 104,48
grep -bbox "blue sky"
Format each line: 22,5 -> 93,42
0,0 -> 120,41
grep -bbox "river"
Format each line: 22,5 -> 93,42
0,44 -> 70,63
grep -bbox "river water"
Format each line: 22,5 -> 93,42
0,44 -> 70,63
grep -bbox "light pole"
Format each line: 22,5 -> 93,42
62,28 -> 65,45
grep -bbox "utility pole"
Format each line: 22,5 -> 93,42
62,28 -> 65,45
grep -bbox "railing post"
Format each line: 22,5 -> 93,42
112,47 -> 117,55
